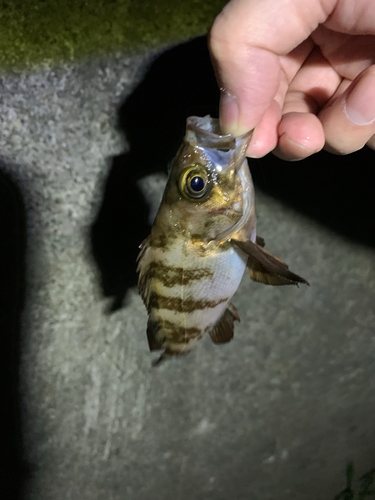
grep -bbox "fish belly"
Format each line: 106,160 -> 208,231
146,241 -> 248,352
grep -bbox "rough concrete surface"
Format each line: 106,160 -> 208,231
1,38 -> 375,500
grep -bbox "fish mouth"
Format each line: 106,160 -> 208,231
185,115 -> 252,172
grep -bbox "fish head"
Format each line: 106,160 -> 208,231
159,116 -> 253,242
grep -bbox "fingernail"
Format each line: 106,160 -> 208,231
344,74 -> 375,126
247,139 -> 261,158
220,90 -> 238,135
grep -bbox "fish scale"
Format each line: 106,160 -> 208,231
142,240 -> 247,329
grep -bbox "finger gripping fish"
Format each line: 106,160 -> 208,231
137,116 -> 308,364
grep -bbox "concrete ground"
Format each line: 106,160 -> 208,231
1,37 -> 375,500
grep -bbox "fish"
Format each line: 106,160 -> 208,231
137,115 -> 308,364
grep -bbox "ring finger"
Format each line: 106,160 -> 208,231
320,65 -> 375,154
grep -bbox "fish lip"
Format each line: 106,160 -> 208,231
185,115 -> 252,172
186,115 -> 252,139
186,116 -> 249,148
186,116 -> 222,136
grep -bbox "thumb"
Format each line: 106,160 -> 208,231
209,0 -> 335,135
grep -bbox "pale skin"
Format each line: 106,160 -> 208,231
209,0 -> 375,160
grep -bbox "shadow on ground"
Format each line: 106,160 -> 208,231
0,167 -> 27,499
91,35 -> 375,311
91,36 -> 220,311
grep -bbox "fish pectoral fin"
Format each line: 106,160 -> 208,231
233,239 -> 309,286
147,321 -> 164,351
209,303 -> 240,344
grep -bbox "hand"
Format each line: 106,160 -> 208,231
209,0 -> 375,160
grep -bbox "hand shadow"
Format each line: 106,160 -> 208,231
91,35 -> 375,313
90,36 -> 219,311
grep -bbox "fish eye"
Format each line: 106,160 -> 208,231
179,165 -> 209,200
189,175 -> 205,193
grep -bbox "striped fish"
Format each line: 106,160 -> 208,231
138,116 -> 308,364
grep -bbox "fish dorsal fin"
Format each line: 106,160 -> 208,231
209,303 -> 240,344
232,238 -> 309,286
137,236 -> 152,310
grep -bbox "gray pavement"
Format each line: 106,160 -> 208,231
1,39 -> 375,500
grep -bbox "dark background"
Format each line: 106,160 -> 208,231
0,168 -> 27,500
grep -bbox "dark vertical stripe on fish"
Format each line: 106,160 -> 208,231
148,293 -> 228,313
142,261 -> 214,287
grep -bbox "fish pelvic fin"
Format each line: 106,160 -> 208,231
256,235 -> 265,247
209,303 -> 240,345
152,348 -> 190,367
232,238 -> 309,287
